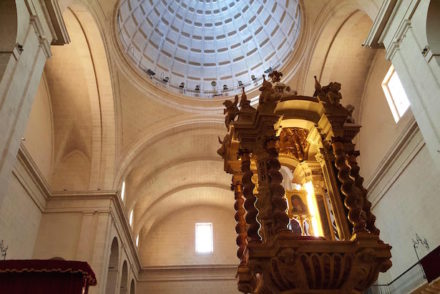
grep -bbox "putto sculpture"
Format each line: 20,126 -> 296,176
218,71 -> 392,293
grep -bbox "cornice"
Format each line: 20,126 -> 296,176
15,144 -> 142,275
363,0 -> 398,48
41,0 -> 70,45
139,264 -> 236,282
13,144 -> 51,211
24,0 -> 70,59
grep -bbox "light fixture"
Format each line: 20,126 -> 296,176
179,82 -> 185,89
195,85 -> 200,92
146,69 -> 155,77
223,84 -> 228,91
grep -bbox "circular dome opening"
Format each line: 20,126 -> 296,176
117,0 -> 301,98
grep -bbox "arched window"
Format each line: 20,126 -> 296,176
121,181 -> 126,202
129,209 -> 134,227
382,66 -> 410,122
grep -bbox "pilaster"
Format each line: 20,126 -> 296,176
364,0 -> 440,169
0,0 -> 69,209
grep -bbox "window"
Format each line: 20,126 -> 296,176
121,181 -> 126,202
382,66 -> 410,122
129,209 -> 133,227
136,235 -> 139,247
195,223 -> 213,254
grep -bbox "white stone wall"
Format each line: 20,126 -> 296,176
140,206 -> 236,266
0,160 -> 43,259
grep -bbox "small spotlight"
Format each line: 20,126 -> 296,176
251,75 -> 256,81
162,76 -> 169,83
146,69 -> 155,76
195,85 -> 200,92
238,80 -> 243,87
179,82 -> 185,89
223,84 -> 228,91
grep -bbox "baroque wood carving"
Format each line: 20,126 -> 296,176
219,72 -> 392,293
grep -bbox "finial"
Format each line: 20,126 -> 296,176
314,76 -> 321,89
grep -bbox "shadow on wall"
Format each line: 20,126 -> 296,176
0,0 -> 17,83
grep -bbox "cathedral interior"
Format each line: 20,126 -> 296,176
0,0 -> 439,293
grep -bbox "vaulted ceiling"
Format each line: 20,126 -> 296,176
26,0 -> 384,268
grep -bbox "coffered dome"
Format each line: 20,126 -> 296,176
117,0 -> 301,98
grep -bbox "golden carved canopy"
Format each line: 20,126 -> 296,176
218,72 -> 392,294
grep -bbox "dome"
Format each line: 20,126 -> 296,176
117,0 -> 301,98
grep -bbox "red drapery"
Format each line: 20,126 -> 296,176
420,246 -> 440,283
0,259 -> 97,294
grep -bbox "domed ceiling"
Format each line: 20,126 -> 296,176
118,0 -> 301,98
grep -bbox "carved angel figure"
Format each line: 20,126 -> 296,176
269,70 -> 283,83
217,134 -> 231,158
223,95 -> 239,127
313,76 -> 342,105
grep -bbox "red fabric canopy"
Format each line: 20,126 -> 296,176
0,259 -> 97,294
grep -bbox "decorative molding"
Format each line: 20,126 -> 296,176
25,0 -> 52,58
385,19 -> 411,61
42,0 -> 70,45
382,0 -> 422,61
363,0 -> 398,48
13,144 -> 51,212
24,0 -> 70,58
139,264 -> 236,282
365,117 -> 424,208
14,144 -> 142,275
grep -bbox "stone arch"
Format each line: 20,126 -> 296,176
120,260 -> 128,294
303,6 -> 375,121
106,237 -> 119,294
130,279 -> 135,294
46,3 -> 116,191
427,0 -> 440,66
